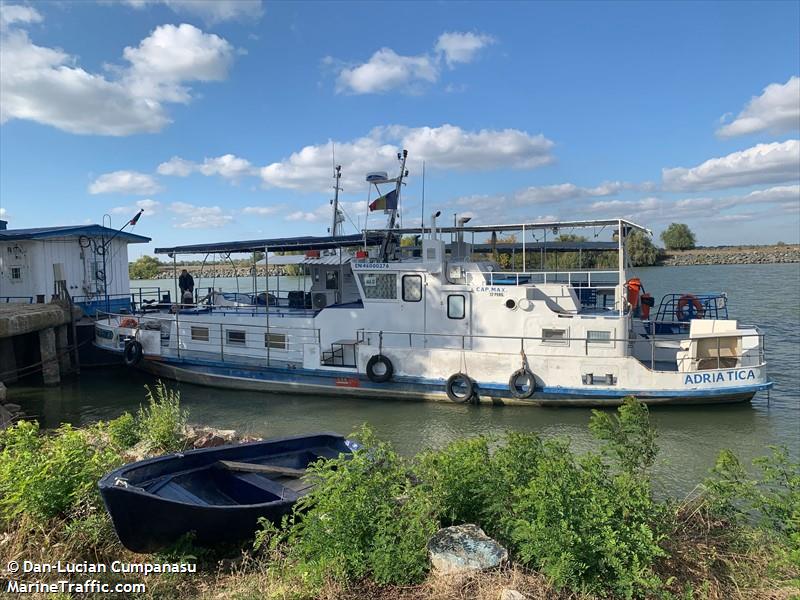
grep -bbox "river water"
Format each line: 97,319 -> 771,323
8,263 -> 799,495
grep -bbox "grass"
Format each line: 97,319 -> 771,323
0,386 -> 796,599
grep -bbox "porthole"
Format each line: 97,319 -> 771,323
505,298 -> 517,310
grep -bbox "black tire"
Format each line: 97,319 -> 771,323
123,340 -> 143,367
366,354 -> 393,383
509,367 -> 536,399
446,373 -> 475,403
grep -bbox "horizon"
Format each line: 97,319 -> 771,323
1,1 -> 798,259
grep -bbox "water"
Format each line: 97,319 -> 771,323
9,264 -> 800,496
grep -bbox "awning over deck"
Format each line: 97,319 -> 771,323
155,233 -> 383,256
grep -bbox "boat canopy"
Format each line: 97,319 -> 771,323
372,218 -> 652,236
155,233 -> 384,256
259,254 -> 353,266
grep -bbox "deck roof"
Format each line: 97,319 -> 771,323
369,218 -> 651,236
155,233 -> 384,256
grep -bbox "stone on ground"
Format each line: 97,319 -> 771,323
427,524 -> 508,575
499,589 -> 526,600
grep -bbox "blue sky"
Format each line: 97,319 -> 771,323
1,0 -> 798,258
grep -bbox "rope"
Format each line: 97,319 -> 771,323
0,337 -> 92,380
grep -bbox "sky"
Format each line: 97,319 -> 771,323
0,0 -> 799,259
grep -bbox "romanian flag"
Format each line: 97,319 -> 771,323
368,189 -> 398,212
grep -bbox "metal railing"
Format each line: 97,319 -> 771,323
465,269 -> 620,287
0,296 -> 34,304
355,327 -> 766,372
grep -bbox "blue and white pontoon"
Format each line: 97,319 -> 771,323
94,152 -> 772,406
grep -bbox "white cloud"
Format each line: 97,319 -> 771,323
109,198 -> 162,217
0,4 -> 42,30
157,156 -> 195,177
242,205 -> 283,216
121,0 -> 263,24
0,16 -> 235,135
717,76 -> 800,138
260,125 -> 554,192
0,207 -> 9,220
89,171 -> 162,195
169,201 -> 232,228
157,154 -> 255,181
435,32 -> 494,67
332,30 -> 493,95
335,48 -> 438,95
662,140 -> 800,191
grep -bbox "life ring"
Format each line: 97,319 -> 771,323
509,367 -> 536,399
119,317 -> 139,329
366,354 -> 393,383
446,373 -> 475,403
123,340 -> 143,366
676,294 -> 705,321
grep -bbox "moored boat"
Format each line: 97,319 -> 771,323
94,151 -> 773,406
98,433 -> 356,552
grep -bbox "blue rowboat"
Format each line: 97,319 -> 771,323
98,432 -> 356,552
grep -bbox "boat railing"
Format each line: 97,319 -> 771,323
652,293 -> 729,324
0,296 -> 34,304
130,286 -> 169,310
355,327 -> 766,372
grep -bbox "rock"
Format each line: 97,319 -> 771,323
428,524 -> 508,575
499,590 -> 526,600
193,431 -> 228,449
0,382 -> 5,403
183,424 -> 261,449
3,403 -> 21,414
0,404 -> 13,429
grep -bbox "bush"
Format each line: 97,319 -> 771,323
660,223 -> 696,250
107,412 -> 140,449
138,381 -> 187,452
626,230 -> 660,266
0,421 -> 119,521
258,426 -> 438,586
129,255 -> 161,280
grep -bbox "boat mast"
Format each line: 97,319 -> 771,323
330,164 -> 343,238
380,149 -> 408,261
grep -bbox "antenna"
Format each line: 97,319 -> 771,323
421,160 -> 425,235
330,161 -> 342,238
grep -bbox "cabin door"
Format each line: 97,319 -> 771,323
443,291 -> 472,349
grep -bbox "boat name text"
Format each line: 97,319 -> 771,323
684,369 -> 756,385
352,263 -> 391,270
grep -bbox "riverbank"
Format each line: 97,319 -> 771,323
661,244 -> 800,266
0,386 -> 796,599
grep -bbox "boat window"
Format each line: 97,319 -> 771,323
326,271 -> 339,291
11,267 -> 21,280
587,330 -> 612,344
358,273 -> 397,300
402,275 -> 422,302
447,294 -> 466,319
542,328 -> 568,345
191,326 -> 209,342
226,330 -> 246,345
265,332 -> 286,350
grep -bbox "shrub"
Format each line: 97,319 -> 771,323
137,381 -> 187,452
107,412 -> 140,449
660,223 -> 696,250
0,421 -> 119,521
260,426 -> 438,586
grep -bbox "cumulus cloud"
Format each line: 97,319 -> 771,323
89,171 -> 162,195
157,154 -> 255,181
717,76 -> 800,138
335,48 -> 438,95
121,0 -> 263,24
332,30 -> 493,95
242,205 -> 283,216
260,125 -> 554,192
662,140 -> 800,191
169,201 -> 233,228
0,11 -> 235,135
435,32 -> 494,67
109,198 -> 162,217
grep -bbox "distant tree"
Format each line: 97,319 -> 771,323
626,231 -> 659,266
252,251 -> 265,263
400,235 -> 419,247
660,223 -> 696,250
555,233 -> 588,243
129,255 -> 161,280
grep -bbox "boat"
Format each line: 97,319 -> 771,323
94,150 -> 772,406
98,432 -> 357,552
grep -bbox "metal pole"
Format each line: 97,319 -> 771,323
522,224 -> 526,272
265,246 -> 270,366
618,219 -> 624,317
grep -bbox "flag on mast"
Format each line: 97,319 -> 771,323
128,210 -> 144,226
368,189 -> 398,212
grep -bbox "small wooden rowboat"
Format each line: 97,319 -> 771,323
98,432 -> 356,552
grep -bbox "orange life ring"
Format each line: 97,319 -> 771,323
626,277 -> 642,308
119,317 -> 139,329
676,294 -> 704,321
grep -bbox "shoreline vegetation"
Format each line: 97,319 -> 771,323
131,244 -> 800,281
0,383 -> 797,599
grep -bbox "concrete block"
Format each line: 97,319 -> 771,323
0,338 -> 16,383
39,327 -> 60,386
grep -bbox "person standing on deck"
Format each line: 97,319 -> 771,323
179,269 -> 194,304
